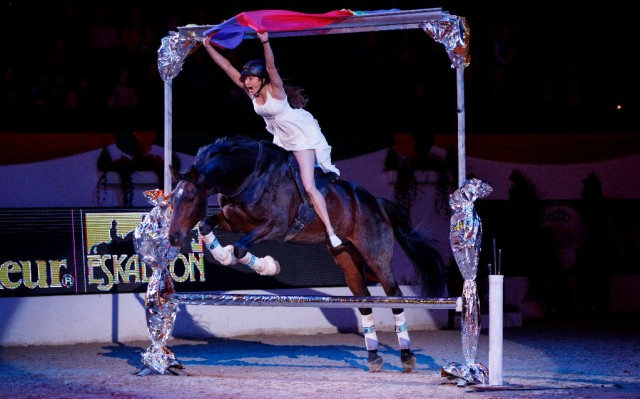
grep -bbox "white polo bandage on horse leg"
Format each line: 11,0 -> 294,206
222,245 -> 238,265
361,313 -> 379,351
239,253 -> 280,276
202,232 -> 234,265
394,311 -> 410,349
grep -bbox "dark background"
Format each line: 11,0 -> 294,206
2,0 -> 637,160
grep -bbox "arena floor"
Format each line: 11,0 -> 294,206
0,317 -> 639,399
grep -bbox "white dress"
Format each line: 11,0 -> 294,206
252,91 -> 340,176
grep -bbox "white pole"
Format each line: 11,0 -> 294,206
455,64 -> 466,187
489,274 -> 504,386
163,79 -> 173,194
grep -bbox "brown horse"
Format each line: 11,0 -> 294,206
168,136 -> 445,372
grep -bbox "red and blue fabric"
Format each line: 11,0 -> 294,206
203,9 -> 355,49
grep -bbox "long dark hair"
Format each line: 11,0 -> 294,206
284,85 -> 308,109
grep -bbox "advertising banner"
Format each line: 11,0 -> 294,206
0,207 -> 346,297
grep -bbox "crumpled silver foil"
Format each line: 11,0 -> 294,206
134,190 -> 183,375
141,268 -> 182,374
134,190 -> 180,270
449,178 -> 493,282
421,16 -> 470,68
440,361 -> 489,385
157,31 -> 199,82
443,178 -> 492,385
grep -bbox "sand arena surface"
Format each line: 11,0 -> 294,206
0,318 -> 639,399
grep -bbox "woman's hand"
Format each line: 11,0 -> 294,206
256,30 -> 269,43
202,36 -> 211,47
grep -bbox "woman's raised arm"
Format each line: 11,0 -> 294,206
256,31 -> 285,98
202,36 -> 244,89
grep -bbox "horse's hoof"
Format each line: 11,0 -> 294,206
213,245 -> 237,265
368,350 -> 383,373
212,244 -> 233,265
400,349 -> 416,373
257,256 -> 280,276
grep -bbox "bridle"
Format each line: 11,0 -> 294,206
225,141 -> 263,199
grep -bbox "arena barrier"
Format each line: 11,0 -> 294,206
135,181 -> 496,384
139,271 -> 464,376
135,191 -> 469,376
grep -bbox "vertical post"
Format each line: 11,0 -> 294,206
163,79 -> 173,194
455,64 -> 466,187
489,274 -> 504,386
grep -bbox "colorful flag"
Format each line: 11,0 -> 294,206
204,9 -> 355,49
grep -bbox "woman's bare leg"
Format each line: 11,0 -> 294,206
293,149 -> 342,247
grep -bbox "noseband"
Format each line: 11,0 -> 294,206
226,142 -> 263,199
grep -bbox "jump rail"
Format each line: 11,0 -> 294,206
170,293 -> 463,311
176,8 -> 449,41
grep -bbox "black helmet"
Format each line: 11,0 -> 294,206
241,59 -> 268,80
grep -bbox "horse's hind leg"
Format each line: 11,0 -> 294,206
360,310 -> 383,372
387,304 -> 417,372
332,249 -> 384,372
392,309 -> 416,372
353,233 -> 417,372
358,310 -> 416,373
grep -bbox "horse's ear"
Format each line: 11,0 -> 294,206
169,165 -> 180,182
188,165 -> 200,182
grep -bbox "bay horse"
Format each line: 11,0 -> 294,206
168,136 -> 445,373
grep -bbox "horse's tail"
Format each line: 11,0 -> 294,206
378,197 -> 445,297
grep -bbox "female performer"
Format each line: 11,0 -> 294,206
202,30 -> 343,248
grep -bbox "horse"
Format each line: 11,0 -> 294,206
167,136 -> 445,373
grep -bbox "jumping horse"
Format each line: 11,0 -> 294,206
168,136 -> 445,372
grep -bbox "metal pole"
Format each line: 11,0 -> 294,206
163,79 -> 172,194
456,64 -> 466,187
171,293 -> 463,310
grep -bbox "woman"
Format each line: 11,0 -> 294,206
202,30 -> 343,248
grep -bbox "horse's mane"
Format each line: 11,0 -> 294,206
193,136 -> 285,171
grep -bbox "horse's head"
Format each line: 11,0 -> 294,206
167,165 -> 208,247
167,137 -> 284,246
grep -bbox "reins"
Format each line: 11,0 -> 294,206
226,141 -> 263,199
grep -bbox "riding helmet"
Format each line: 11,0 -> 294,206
241,59 -> 268,81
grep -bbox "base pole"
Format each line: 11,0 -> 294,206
489,274 -> 504,386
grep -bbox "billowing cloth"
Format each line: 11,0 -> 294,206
204,9 -> 354,49
253,91 -> 339,176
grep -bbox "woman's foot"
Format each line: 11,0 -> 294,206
329,234 -> 342,248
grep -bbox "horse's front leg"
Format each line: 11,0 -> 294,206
200,218 -> 280,276
198,213 -> 238,266
232,226 -> 281,276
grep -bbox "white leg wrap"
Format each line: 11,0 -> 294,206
239,252 -> 280,276
222,245 -> 238,265
202,233 -> 237,265
361,313 -> 379,351
394,311 -> 410,350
